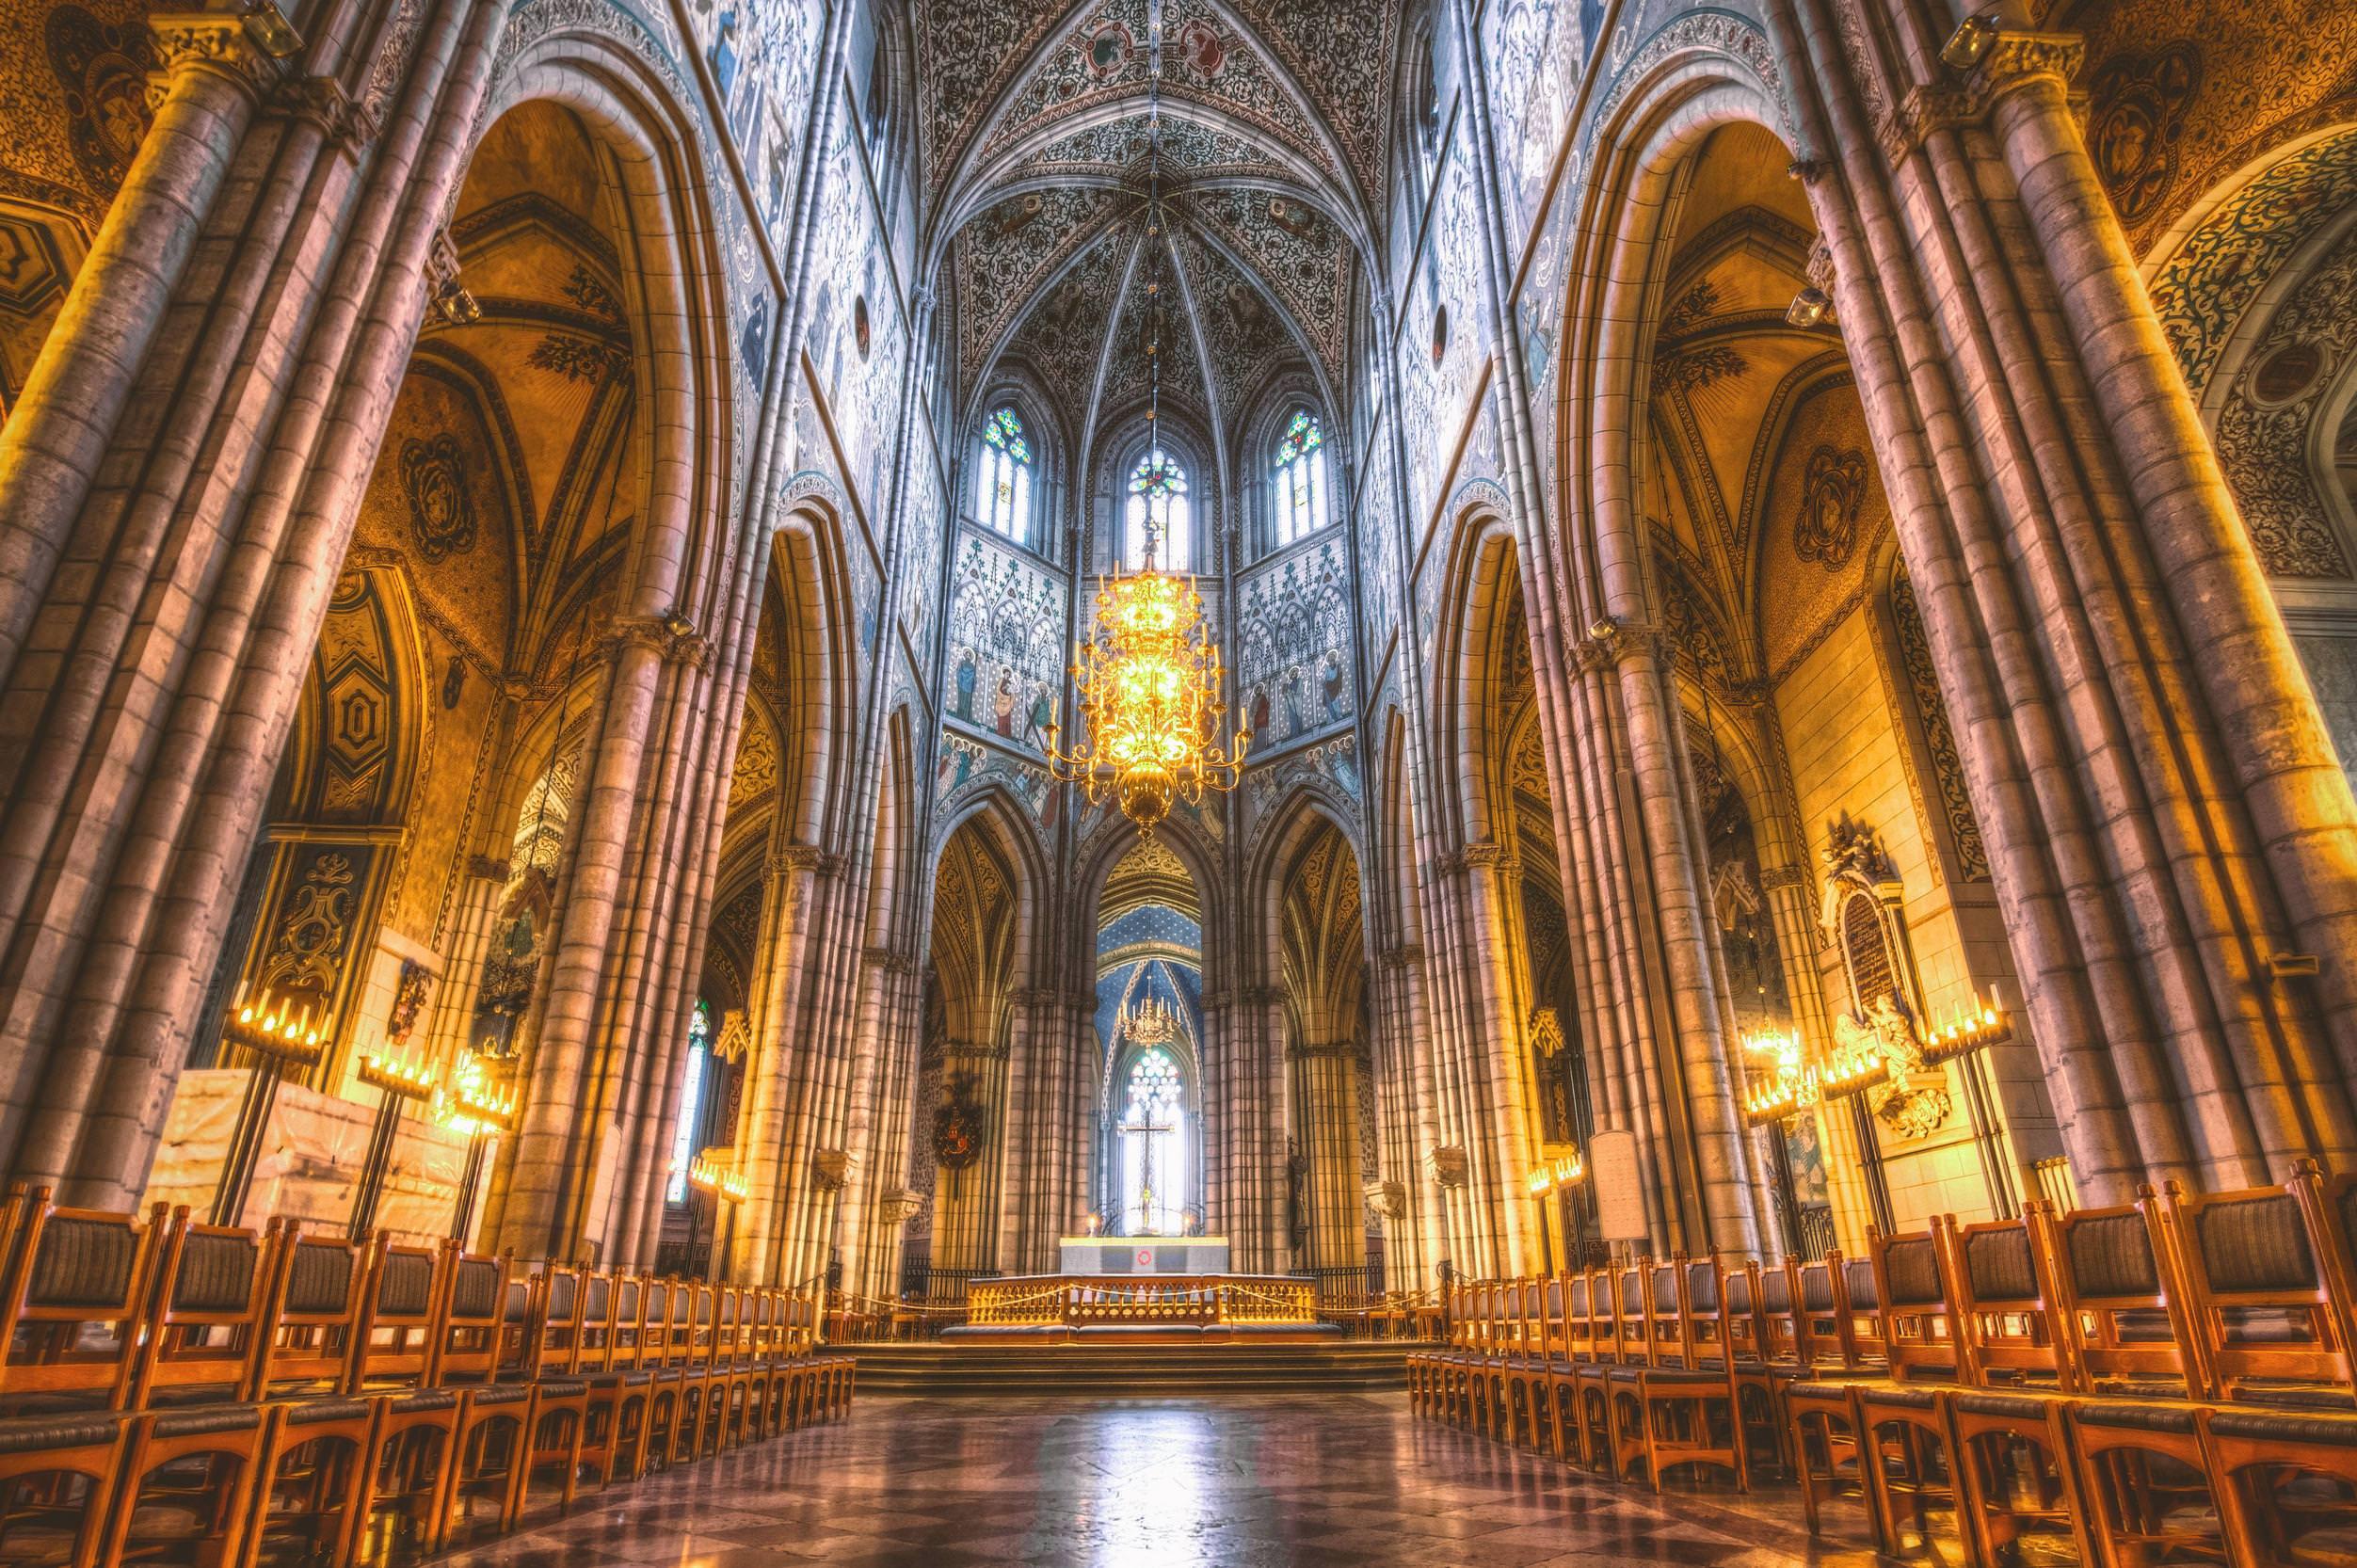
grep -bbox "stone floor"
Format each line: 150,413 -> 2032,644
438,1393 -> 1891,1568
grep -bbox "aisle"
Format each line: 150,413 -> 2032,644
438,1394 -> 1866,1567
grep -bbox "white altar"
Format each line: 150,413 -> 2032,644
1058,1236 -> 1230,1274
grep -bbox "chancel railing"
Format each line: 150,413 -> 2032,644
967,1275 -> 1317,1329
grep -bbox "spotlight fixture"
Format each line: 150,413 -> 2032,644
1786,286 -> 1834,329
1939,7 -> 2003,73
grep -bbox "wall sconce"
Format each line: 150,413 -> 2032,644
1786,287 -> 1834,329
1940,8 -> 2003,73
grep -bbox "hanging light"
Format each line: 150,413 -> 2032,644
1042,0 -> 1248,833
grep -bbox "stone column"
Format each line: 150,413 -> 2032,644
1771,0 -> 2357,1197
1288,1038 -> 1367,1276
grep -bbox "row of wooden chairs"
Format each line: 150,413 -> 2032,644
1408,1160 -> 2357,1568
0,1187 -> 855,1568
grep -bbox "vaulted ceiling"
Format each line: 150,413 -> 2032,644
921,0 -> 1397,456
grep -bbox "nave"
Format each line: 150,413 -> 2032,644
431,1394 -> 1826,1568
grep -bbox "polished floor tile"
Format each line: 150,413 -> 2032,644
441,1395 -> 1885,1567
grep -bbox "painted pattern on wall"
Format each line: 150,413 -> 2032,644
943,529 -> 1066,756
1236,538 -> 1354,752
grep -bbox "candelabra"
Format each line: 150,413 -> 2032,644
348,1045 -> 440,1241
208,984 -> 332,1225
435,1051 -> 518,1243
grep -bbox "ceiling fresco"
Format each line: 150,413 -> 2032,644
924,0 -> 1391,453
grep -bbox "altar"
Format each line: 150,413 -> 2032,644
1058,1235 -> 1230,1275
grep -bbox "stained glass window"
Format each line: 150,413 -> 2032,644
1124,448 -> 1192,571
1119,1046 -> 1186,1236
665,1001 -> 712,1205
980,407 -> 1032,542
1273,409 -> 1328,547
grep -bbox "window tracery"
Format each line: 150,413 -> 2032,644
1273,408 -> 1329,548
1125,446 -> 1193,570
979,406 -> 1032,542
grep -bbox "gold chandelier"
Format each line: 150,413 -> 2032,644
1042,2 -> 1247,834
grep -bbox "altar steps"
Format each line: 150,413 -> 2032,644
848,1341 -> 1412,1397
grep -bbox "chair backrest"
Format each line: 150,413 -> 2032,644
2162,1179 -> 2346,1399
1683,1258 -> 1737,1370
1542,1276 -> 1567,1361
1613,1263 -> 1649,1363
641,1279 -> 677,1366
1564,1270 -> 1594,1359
611,1274 -> 649,1369
0,1191 -> 163,1411
685,1279 -> 715,1368
435,1248 -> 509,1384
132,1208 -> 271,1407
1723,1261 -> 1771,1365
1648,1261 -> 1686,1366
254,1226 -> 366,1398
534,1265 -> 585,1376
2046,1193 -> 2199,1394
1759,1257 -> 1802,1363
1843,1254 -> 1889,1366
1869,1225 -> 1955,1382
574,1269 -> 616,1374
1949,1208 -> 2066,1386
352,1237 -> 444,1389
1794,1256 -> 1848,1369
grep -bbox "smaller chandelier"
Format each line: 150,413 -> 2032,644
1124,996 -> 1179,1045
1043,525 -> 1249,833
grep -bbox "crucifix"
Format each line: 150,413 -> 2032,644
1122,1100 -> 1177,1236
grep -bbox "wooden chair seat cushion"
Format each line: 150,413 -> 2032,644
1606,1366 -> 1724,1386
381,1389 -> 457,1416
2205,1409 -> 2357,1446
589,1369 -> 656,1387
1950,1390 -> 2060,1422
2071,1400 -> 2201,1434
147,1405 -> 264,1440
0,1411 -> 121,1455
277,1397 -> 371,1428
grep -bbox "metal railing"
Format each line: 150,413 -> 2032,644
966,1274 -> 1318,1328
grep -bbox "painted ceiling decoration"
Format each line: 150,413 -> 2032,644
926,0 -> 1390,452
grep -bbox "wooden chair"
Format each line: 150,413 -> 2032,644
2052,1192 -> 2227,1568
1942,1209 -> 2097,1568
1852,1227 -> 1969,1562
0,1192 -> 166,1414
520,1265 -> 592,1511
637,1280 -> 687,1470
2202,1401 -> 2357,1568
1787,1256 -> 1882,1547
349,1239 -> 457,1565
128,1208 -> 272,1408
2161,1178 -> 2351,1407
101,1403 -> 269,1568
245,1226 -> 376,1568
0,1410 -> 131,1568
580,1273 -> 656,1486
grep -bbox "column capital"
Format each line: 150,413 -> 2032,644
1290,1037 -> 1357,1062
1568,614 -> 1664,673
1879,32 -> 2086,163
280,73 -> 377,144
467,854 -> 511,884
767,841 -> 838,881
148,12 -> 288,110
1376,943 -> 1424,971
1241,985 -> 1287,1009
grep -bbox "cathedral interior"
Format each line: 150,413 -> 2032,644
4,0 -> 2357,1562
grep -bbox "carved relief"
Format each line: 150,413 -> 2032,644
1890,572 -> 1990,880
2087,41 -> 2201,225
1793,446 -> 1868,569
397,435 -> 479,563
